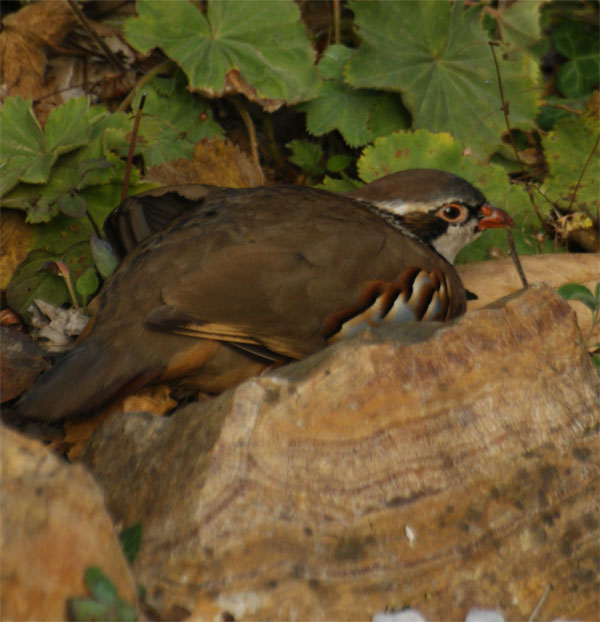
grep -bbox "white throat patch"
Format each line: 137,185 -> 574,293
432,222 -> 481,263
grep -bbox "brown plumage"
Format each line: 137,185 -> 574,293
17,170 -> 513,421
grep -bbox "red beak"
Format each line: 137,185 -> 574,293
477,205 -> 514,230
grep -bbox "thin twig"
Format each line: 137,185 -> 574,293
122,93 -> 146,202
528,583 -> 552,622
507,229 -> 528,288
502,188 -> 529,288
567,131 -> 600,213
229,96 -> 264,185
116,60 -> 173,113
66,0 -> 124,72
488,42 -> 524,170
488,41 -> 542,224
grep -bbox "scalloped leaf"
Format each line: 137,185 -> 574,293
301,44 -> 378,147
125,0 -> 319,110
345,1 -> 539,157
552,21 -> 600,98
286,139 -> 324,177
493,0 -> 544,53
0,97 -> 102,197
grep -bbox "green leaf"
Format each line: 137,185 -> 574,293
68,597 -> 113,621
134,73 -> 222,167
301,44 -> 378,146
90,235 -> 119,278
44,97 -> 104,158
84,566 -> 118,605
76,268 -> 100,307
536,96 -> 585,131
57,192 -> 87,219
68,567 -> 137,622
345,1 -> 539,157
125,0 -> 319,107
326,154 -> 353,174
368,94 -> 411,139
0,97 -> 47,194
541,103 -> 600,218
6,236 -> 99,322
286,139 -> 324,177
0,97 -> 103,199
6,250 -> 70,322
494,0 -> 544,53
119,523 -> 142,565
552,21 -> 600,97
557,283 -> 597,311
319,175 -> 362,193
78,159 -> 115,178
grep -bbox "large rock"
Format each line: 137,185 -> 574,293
0,425 -> 137,620
82,284 -> 600,620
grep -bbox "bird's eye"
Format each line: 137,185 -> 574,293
436,203 -> 467,223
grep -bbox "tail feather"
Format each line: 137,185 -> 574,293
16,338 -> 163,421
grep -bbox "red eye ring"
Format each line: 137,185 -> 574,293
436,203 -> 466,223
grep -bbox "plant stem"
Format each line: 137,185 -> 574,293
229,96 -> 264,184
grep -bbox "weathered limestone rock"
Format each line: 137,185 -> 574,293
0,425 -> 137,621
457,253 -> 599,341
82,284 -> 600,621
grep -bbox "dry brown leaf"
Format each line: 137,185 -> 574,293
458,253 -> 600,341
0,1 -> 76,101
1,211 -> 31,289
146,138 -> 263,188
0,309 -> 21,327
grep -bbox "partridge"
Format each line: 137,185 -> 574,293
17,169 -> 513,421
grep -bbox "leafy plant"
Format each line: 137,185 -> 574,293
67,566 -> 136,622
344,0 -> 539,158
1,97 -> 156,317
124,0 -> 319,109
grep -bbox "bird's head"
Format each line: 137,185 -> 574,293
348,169 -> 514,263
